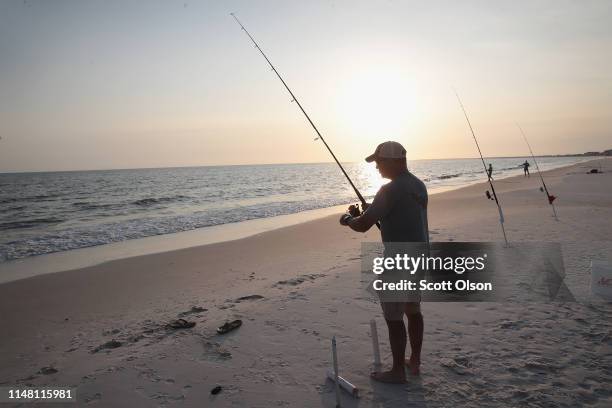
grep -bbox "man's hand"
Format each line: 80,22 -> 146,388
339,214 -> 352,226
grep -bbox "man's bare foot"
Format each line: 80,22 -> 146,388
370,369 -> 406,384
405,357 -> 420,375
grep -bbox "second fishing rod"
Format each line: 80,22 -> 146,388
230,13 -> 378,228
454,90 -> 509,245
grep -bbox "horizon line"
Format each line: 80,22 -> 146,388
0,153 -> 604,175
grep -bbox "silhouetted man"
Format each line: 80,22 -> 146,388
339,141 -> 428,383
522,160 -> 530,177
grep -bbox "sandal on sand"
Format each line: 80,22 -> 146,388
217,319 -> 242,334
166,318 -> 196,330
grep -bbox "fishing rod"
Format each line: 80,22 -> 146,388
516,123 -> 558,220
453,90 -> 508,245
230,13 -> 378,228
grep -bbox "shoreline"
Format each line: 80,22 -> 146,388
0,157 -> 605,285
0,204 -> 348,285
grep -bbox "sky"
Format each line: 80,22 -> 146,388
0,0 -> 611,172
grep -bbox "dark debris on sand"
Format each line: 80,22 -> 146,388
235,294 -> 264,302
38,366 -> 58,375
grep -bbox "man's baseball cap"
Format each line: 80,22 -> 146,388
365,141 -> 407,162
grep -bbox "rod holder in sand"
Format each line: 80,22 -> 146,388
326,369 -> 359,397
370,319 -> 381,368
331,336 -> 341,407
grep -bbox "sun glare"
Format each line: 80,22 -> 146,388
336,68 -> 418,140
360,161 -> 387,197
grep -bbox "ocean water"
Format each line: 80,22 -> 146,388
0,157 -> 590,262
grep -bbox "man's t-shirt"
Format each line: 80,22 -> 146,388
364,170 -> 428,243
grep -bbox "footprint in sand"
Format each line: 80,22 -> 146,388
178,306 -> 207,317
288,291 -> 308,300
498,320 -> 528,330
439,357 -> 472,376
274,274 -> 326,287
84,392 -> 102,404
299,328 -> 320,337
91,340 -> 122,353
201,341 -> 232,362
265,320 -> 287,332
523,358 -> 559,373
92,317 -> 198,352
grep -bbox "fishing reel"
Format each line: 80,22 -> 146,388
348,204 -> 362,217
485,190 -> 494,201
538,187 -> 557,204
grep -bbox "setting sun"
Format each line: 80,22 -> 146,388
335,67 -> 419,141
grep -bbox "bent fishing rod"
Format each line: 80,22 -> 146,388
453,90 -> 509,245
516,123 -> 558,220
230,13 -> 378,228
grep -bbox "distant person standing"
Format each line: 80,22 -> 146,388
522,160 -> 530,177
487,163 -> 493,179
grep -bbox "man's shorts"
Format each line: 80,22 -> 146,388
381,301 -> 421,321
376,271 -> 422,321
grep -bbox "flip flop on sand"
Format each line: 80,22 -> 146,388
166,318 -> 196,330
217,319 -> 242,334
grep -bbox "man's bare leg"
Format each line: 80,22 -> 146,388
405,310 -> 423,375
370,319 -> 407,383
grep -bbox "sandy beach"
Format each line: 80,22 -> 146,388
1,158 -> 611,407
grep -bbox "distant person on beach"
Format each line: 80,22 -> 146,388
487,163 -> 493,179
339,141 -> 428,384
522,160 -> 530,177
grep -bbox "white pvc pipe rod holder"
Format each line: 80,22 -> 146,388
370,319 -> 381,368
326,369 -> 359,398
332,336 -> 341,407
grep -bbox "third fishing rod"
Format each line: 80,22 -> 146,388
230,13 -> 377,228
516,123 -> 558,220
454,90 -> 509,245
